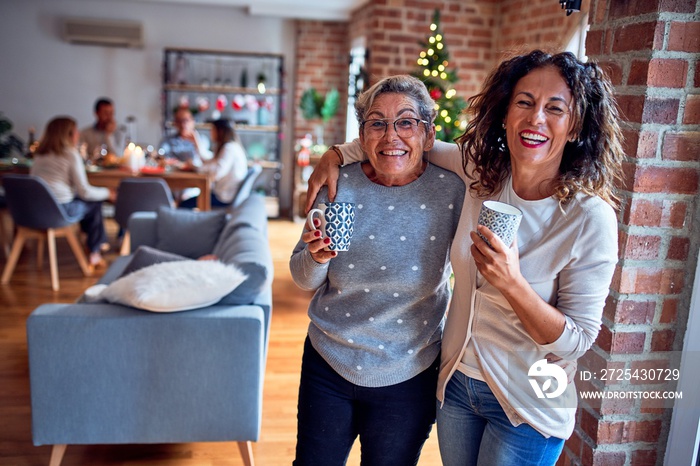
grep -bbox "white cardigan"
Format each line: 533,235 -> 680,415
340,140 -> 618,439
198,141 -> 249,204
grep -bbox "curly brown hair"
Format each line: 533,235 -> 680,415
456,50 -> 625,208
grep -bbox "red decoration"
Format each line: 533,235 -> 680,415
215,95 -> 227,112
430,88 -> 443,100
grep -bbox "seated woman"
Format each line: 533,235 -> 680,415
30,116 -> 116,267
179,118 -> 248,209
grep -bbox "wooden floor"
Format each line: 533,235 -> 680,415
0,218 -> 442,466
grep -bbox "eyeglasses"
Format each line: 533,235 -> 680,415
361,118 -> 429,139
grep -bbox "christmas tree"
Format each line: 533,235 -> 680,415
413,9 -> 467,142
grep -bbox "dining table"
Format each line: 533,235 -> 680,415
87,167 -> 212,211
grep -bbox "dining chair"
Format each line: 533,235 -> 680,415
0,192 -> 10,258
1,174 -> 92,291
230,164 -> 263,209
114,178 -> 174,255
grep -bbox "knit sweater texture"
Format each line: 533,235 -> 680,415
290,162 -> 464,388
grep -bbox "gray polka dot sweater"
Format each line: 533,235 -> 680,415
290,162 -> 465,387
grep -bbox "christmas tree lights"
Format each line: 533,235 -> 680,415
412,9 -> 467,142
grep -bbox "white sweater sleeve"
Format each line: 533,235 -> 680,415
69,151 -> 110,201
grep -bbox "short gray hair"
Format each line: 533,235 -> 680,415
355,75 -> 436,124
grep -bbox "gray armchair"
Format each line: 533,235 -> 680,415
1,174 -> 92,291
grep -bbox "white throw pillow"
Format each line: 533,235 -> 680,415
90,260 -> 248,312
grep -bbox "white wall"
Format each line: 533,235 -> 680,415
0,0 -> 298,214
1,0 -> 295,143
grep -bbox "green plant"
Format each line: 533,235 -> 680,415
0,113 -> 25,158
299,88 -> 340,123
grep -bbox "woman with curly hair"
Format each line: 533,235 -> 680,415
305,49 -> 625,465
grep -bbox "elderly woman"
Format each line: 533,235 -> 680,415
290,75 -> 465,466
306,50 -> 625,465
31,116 -> 116,267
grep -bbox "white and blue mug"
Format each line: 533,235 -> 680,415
307,202 -> 356,251
477,200 -> 522,248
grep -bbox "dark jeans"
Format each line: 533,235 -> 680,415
293,337 -> 438,466
62,199 -> 107,253
178,193 -> 230,209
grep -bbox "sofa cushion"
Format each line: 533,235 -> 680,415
87,260 -> 248,312
155,207 -> 227,259
120,245 -> 188,277
213,223 -> 272,305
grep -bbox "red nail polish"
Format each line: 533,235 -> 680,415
314,230 -> 321,237
324,238 -> 331,244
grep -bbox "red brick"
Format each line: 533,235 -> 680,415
631,166 -> 698,195
592,418 -> 664,444
626,198 -> 663,226
684,95 -> 700,124
628,59 -> 650,86
612,299 -> 656,324
597,420 -> 625,443
592,450 -> 626,466
564,428 -> 583,458
663,131 -> 700,161
668,236 -> 691,260
612,22 -> 658,53
595,324 -> 613,352
660,0 -> 697,12
623,198 -> 688,228
616,94 -> 646,123
661,268 -> 685,294
637,130 -> 659,159
579,408 -> 600,441
620,233 -> 661,260
600,393 -> 635,415
652,329 -> 675,351
586,29 -> 605,55
642,98 -> 681,124
621,129 -> 640,159
662,200 -> 688,228
668,21 -> 700,52
648,58 -> 689,88
631,449 -> 658,465
611,331 -> 646,353
610,0 -> 661,18
660,299 -> 678,324
598,61 -> 623,85
629,419 -> 663,442
696,60 -> 700,87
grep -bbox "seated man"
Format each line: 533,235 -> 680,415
80,97 -> 126,160
159,108 -> 212,165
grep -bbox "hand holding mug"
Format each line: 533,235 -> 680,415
305,202 -> 356,261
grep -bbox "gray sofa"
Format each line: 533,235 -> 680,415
26,194 -> 273,466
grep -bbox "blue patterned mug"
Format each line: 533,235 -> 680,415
307,202 -> 356,251
477,200 -> 522,248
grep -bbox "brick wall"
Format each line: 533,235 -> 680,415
348,0 -> 499,100
293,20 -> 349,148
496,0 -> 590,56
560,1 -> 700,465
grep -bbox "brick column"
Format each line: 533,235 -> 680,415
293,20 -> 350,147
560,1 -> 700,465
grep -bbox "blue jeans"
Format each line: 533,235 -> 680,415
62,199 -> 107,253
437,372 -> 564,466
178,192 -> 230,209
293,337 -> 438,466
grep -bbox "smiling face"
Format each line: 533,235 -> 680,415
504,66 -> 576,181
359,92 -> 435,186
